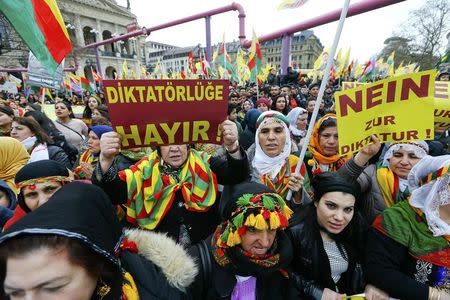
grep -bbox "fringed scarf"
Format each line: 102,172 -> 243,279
119,149 -> 217,230
259,155 -> 306,199
376,162 -> 410,208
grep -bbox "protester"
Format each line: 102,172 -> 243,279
92,105 -> 110,120
189,182 -> 300,299
0,137 -> 29,194
237,99 -> 254,124
73,125 -> 113,180
93,120 -> 249,246
3,160 -> 72,230
366,155 -> 450,300
287,172 -> 388,300
255,98 -> 270,113
0,180 -> 16,229
338,137 -> 429,223
305,114 -> 350,179
228,103 -> 243,135
0,182 -> 197,299
247,111 -> 310,204
271,93 -> 290,116
82,96 -> 101,119
239,108 -> 262,151
0,105 -> 14,137
10,117 -> 70,167
54,100 -> 89,151
286,107 -> 308,151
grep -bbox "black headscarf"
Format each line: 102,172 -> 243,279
311,172 -> 361,201
15,160 -> 70,212
0,182 -> 123,269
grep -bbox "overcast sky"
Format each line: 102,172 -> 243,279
117,0 -> 426,62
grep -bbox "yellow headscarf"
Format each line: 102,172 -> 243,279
0,137 -> 29,194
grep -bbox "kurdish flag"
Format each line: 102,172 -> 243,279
1,0 -> 72,74
248,30 -> 262,83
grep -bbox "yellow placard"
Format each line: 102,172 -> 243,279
434,81 -> 450,131
335,71 -> 436,155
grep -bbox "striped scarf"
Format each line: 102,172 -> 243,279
376,162 -> 410,208
119,149 -> 218,230
259,155 -> 305,199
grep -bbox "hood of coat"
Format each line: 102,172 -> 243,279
124,229 -> 198,291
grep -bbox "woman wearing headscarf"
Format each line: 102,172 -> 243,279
93,120 -> 249,246
73,125 -> 113,180
287,172 -> 388,300
0,182 -> 197,299
247,111 -> 310,205
365,155 -> 450,300
189,182 -> 300,299
286,107 -> 308,152
305,114 -> 351,179
0,137 -> 29,194
237,99 -> 254,125
338,137 -> 429,223
239,108 -> 262,151
3,160 -> 72,231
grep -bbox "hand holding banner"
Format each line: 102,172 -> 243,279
335,71 -> 435,155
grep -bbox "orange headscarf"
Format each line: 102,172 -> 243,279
308,114 -> 351,165
0,137 -> 29,194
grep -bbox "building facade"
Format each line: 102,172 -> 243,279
261,30 -> 323,72
0,0 -> 144,81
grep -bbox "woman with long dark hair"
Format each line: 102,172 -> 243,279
54,101 -> 88,151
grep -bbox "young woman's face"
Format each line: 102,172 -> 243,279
4,246 -> 97,300
0,111 -> 13,127
87,98 -> 98,110
389,147 -> 422,179
228,108 -> 237,122
55,103 -> 70,119
10,121 -> 33,142
318,126 -> 338,156
240,227 -> 277,257
22,182 -> 63,211
307,100 -> 315,113
257,103 -> 269,112
315,191 -> 355,235
275,97 -> 286,111
243,102 -> 252,111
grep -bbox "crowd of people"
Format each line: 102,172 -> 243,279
0,69 -> 449,299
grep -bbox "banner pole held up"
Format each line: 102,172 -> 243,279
286,0 -> 351,201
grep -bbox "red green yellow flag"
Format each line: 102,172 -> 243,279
248,30 -> 262,83
1,0 -> 72,73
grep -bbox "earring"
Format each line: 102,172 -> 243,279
97,278 -> 111,299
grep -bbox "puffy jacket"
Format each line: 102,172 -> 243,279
48,145 -> 72,169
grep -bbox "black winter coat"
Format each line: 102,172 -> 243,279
48,145 -> 72,169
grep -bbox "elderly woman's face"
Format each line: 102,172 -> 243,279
296,113 -> 308,130
258,122 -> 286,157
240,227 -> 277,257
160,144 -> 189,168
87,131 -> 101,154
4,246 -> 97,299
389,147 -> 421,179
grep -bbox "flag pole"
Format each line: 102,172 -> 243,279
286,0 -> 351,201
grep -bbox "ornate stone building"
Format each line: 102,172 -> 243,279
0,0 -> 144,80
261,30 -> 323,72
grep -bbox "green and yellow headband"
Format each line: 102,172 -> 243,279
217,192 -> 293,248
16,176 -> 72,190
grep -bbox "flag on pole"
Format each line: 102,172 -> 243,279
8,74 -> 22,88
248,30 -> 262,83
79,75 -> 93,92
1,0 -> 72,74
68,73 -> 82,94
277,0 -> 309,10
188,51 -> 196,75
122,61 -> 128,79
92,69 -> 102,82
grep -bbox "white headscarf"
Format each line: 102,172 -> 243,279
252,111 -> 292,179
382,141 -> 429,167
408,155 -> 450,236
286,107 -> 307,137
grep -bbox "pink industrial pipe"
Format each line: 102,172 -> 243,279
242,0 -> 406,48
83,2 -> 246,49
